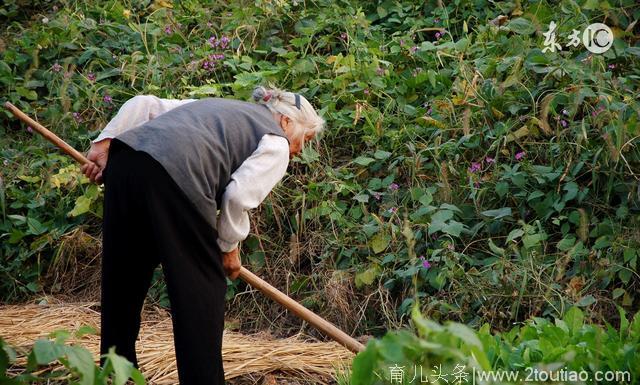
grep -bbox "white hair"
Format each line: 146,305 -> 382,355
252,85 -> 325,141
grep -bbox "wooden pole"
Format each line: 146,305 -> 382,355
4,102 -> 90,165
3,101 -> 366,354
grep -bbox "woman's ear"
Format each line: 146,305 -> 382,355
280,115 -> 294,133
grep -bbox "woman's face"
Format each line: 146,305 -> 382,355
278,114 -> 315,158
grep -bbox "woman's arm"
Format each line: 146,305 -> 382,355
83,95 -> 196,183
93,95 -> 196,143
216,134 -> 290,253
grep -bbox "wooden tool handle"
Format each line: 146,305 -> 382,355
239,267 -> 365,353
3,101 -> 366,354
4,102 -> 91,165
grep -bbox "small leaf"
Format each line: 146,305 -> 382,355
575,295 -> 596,307
506,229 -> 524,243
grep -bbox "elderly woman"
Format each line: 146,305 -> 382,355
81,86 -> 325,385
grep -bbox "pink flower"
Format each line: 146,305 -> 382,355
364,88 -> 370,95
485,156 -> 495,164
419,256 -> 431,269
72,112 -> 82,122
515,151 -> 525,161
376,67 -> 385,76
51,62 -> 62,72
373,192 -> 382,201
388,207 -> 398,214
103,94 -> 112,104
87,72 -> 96,82
560,119 -> 568,128
164,25 -> 172,34
388,183 -> 399,191
468,162 -> 482,173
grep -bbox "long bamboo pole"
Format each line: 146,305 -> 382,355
3,101 -> 365,354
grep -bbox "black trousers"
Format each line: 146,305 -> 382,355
100,139 -> 227,385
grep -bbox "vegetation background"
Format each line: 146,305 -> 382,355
1,0 -> 639,383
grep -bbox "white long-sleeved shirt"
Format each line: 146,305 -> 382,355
94,95 -> 290,252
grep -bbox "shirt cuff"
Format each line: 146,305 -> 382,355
216,238 -> 239,253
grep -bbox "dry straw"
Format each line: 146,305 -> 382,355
0,300 -> 354,384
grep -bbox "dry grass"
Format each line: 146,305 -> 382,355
0,300 -> 354,384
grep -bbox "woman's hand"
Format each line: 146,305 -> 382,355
81,139 -> 111,184
222,247 -> 241,280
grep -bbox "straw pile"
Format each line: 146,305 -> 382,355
0,301 -> 355,383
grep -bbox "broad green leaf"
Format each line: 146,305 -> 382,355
563,307 -> 584,334
69,196 -> 92,217
32,339 -> 65,365
105,347 -> 134,385
507,18 -> 535,35
481,207 -> 512,219
65,346 -> 95,385
353,156 -> 375,166
369,233 -> 390,254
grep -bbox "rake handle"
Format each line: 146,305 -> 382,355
4,101 -> 366,354
4,102 -> 91,165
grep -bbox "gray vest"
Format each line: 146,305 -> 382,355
115,98 -> 288,231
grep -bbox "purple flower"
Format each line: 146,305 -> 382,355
340,32 -> 348,40
206,21 -> 213,28
164,25 -> 172,34
64,71 -> 72,79
419,256 -> 431,269
410,46 -> 419,53
515,151 -> 525,161
87,72 -> 96,82
376,67 -> 385,76
388,183 -> 399,191
485,156 -> 495,164
208,36 -> 219,48
560,119 -> 568,128
474,181 -> 481,188
399,39 -> 405,46
103,94 -> 112,104
435,32 -> 441,39
468,162 -> 482,173
364,88 -> 370,95
27,126 -> 33,133
434,17 -> 441,23
373,192 -> 382,201
220,36 -> 230,49
426,107 -> 432,115
51,62 -> 62,72
72,112 -> 82,122
608,64 -> 616,70
562,109 -> 569,116
388,207 -> 398,214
